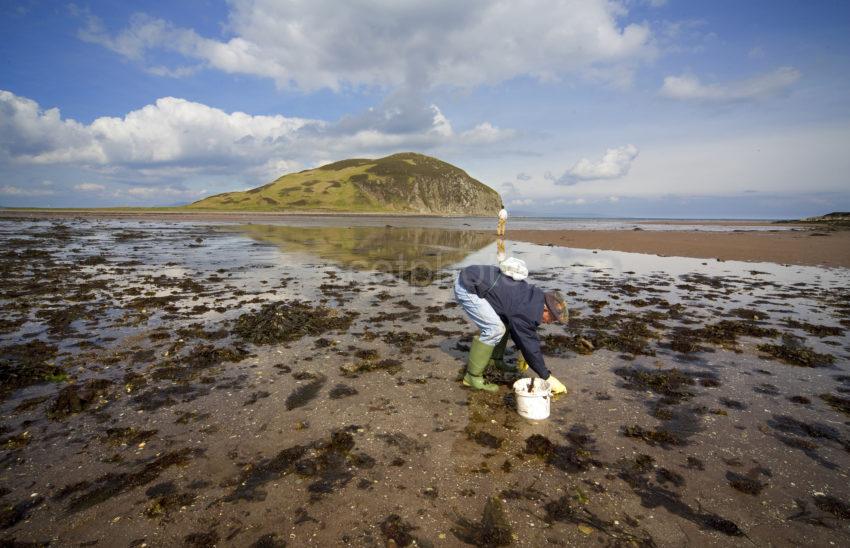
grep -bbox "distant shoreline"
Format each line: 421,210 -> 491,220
3,208 -> 847,268
0,208 -> 803,224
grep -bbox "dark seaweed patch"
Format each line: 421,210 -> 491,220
0,340 -> 60,400
819,393 -> 850,416
101,427 -> 157,447
224,427 -> 367,503
757,336 -> 835,367
524,434 -> 596,471
380,514 -> 417,547
285,374 -> 326,410
329,384 -> 358,399
49,379 -> 112,419
614,367 -> 696,403
1,496 -> 44,529
63,448 -> 200,513
622,425 -> 684,447
813,494 -> 850,519
452,496 -> 512,547
233,300 -> 356,345
726,471 -> 766,495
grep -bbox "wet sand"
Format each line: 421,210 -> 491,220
1,218 -> 849,546
510,229 -> 850,268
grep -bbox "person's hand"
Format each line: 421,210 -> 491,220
546,375 -> 567,395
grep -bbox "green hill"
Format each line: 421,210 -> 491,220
188,152 -> 501,216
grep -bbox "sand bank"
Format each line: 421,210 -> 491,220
510,228 -> 850,268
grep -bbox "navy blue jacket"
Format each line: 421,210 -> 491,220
458,265 -> 550,379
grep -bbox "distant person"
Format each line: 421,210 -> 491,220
497,205 -> 507,236
454,263 -> 568,394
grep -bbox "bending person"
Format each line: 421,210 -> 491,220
454,264 -> 568,394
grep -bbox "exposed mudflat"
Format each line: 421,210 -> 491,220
1,218 -> 849,546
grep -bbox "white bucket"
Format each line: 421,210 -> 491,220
513,378 -> 551,420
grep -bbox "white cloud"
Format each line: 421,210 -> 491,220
0,185 -> 55,196
510,198 -> 534,206
660,66 -> 800,102
0,89 -> 510,174
557,144 -> 639,184
74,182 -> 106,191
516,172 -> 531,181
124,186 -> 207,199
77,0 -> 654,91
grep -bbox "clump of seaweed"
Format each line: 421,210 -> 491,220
614,367 -> 696,404
101,427 -> 157,446
340,358 -> 402,377
782,318 -> 843,338
0,340 -> 61,400
49,379 -> 112,419
813,494 -> 850,519
819,393 -> 850,416
380,514 -> 418,546
224,426 -> 370,503
329,384 -> 358,399
285,374 -> 327,410
58,448 -> 200,513
1,496 -> 44,529
757,336 -> 835,367
524,434 -> 596,471
382,331 -> 430,352
622,425 -> 684,447
726,471 -> 767,495
233,300 -> 357,345
452,496 -> 512,547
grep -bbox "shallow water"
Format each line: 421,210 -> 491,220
1,219 -> 848,546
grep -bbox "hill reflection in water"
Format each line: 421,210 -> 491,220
228,224 -> 496,284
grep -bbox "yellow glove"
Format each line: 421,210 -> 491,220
516,354 -> 529,373
546,375 -> 567,395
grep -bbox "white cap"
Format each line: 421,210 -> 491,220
499,257 -> 528,280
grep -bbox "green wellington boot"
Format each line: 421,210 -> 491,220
489,331 -> 516,372
463,336 -> 499,392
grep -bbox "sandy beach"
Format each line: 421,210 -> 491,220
511,228 -> 850,268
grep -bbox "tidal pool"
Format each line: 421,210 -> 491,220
1,219 -> 848,546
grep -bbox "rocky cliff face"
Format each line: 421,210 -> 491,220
189,152 -> 501,216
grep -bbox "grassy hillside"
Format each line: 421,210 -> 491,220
188,152 -> 501,216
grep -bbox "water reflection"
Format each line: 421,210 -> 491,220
227,224 -> 496,283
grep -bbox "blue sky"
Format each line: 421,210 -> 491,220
1,0 -> 849,218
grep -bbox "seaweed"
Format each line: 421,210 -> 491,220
813,494 -> 850,519
329,384 -> 358,399
285,375 -> 326,410
380,514 -> 418,547
757,337 -> 835,367
224,427 -> 369,502
819,393 -> 850,416
726,471 -> 766,495
0,340 -> 61,400
49,379 -> 113,419
340,358 -> 402,377
622,425 -> 684,447
62,448 -> 200,513
452,496 -> 512,547
524,434 -> 595,471
1,496 -> 44,529
233,300 -> 356,345
614,367 -> 696,404
101,427 -> 157,447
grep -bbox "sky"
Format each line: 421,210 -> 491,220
1,0 -> 849,218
